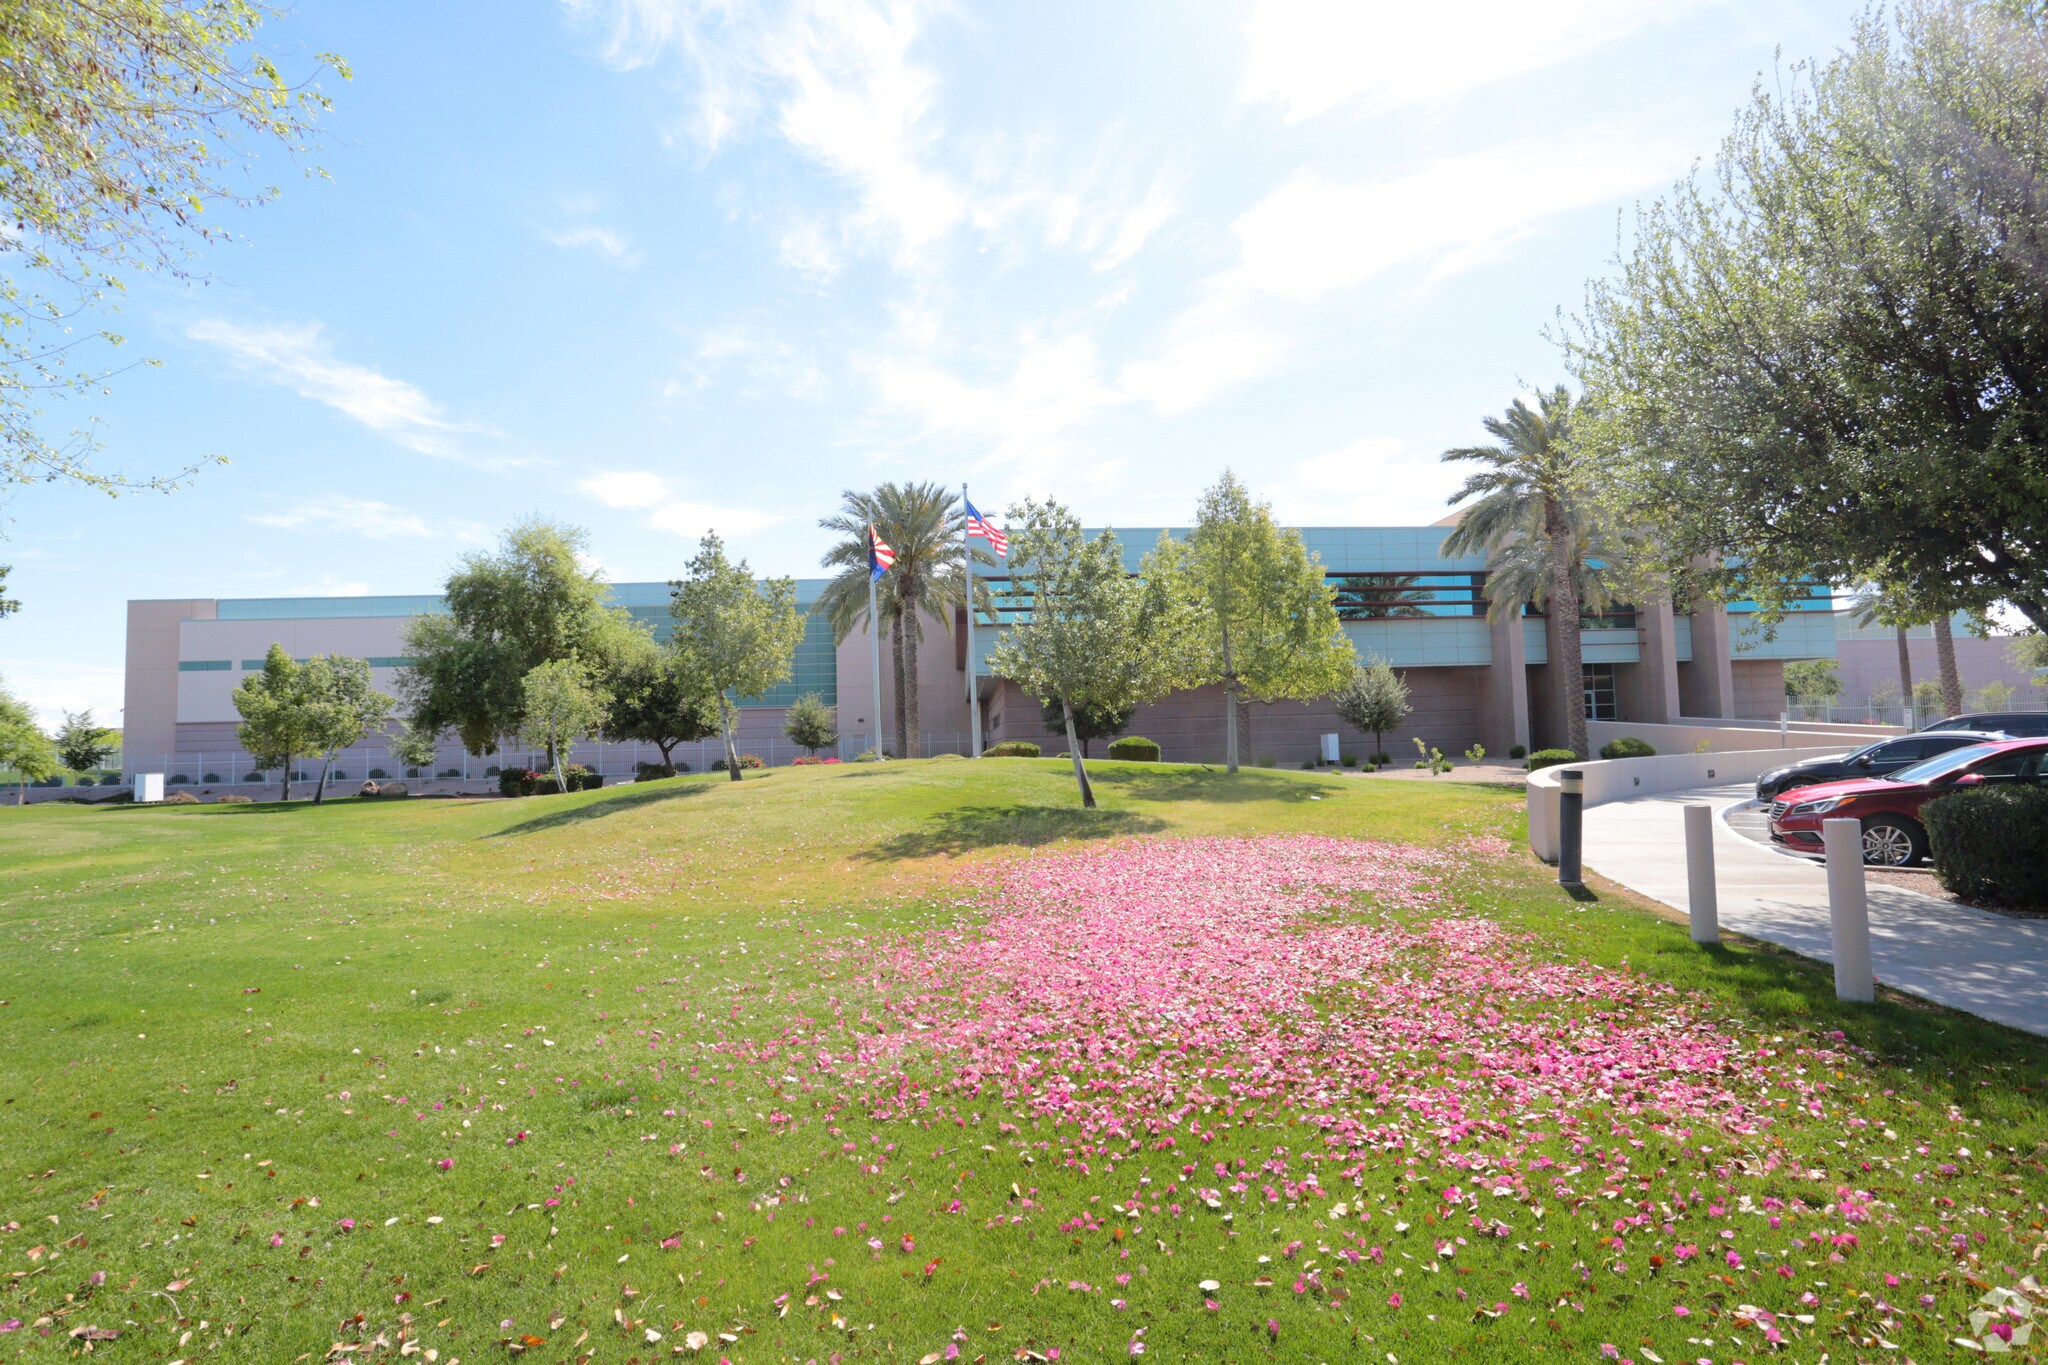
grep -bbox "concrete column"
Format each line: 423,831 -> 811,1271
1638,596 -> 1683,724
1686,606 -> 1739,718
1485,609 -> 1531,755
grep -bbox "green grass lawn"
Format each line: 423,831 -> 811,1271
0,760 -> 2042,1362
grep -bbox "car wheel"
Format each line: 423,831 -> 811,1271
1860,816 -> 1925,867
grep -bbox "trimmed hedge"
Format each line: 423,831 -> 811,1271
1927,786 -> 2048,908
983,741 -> 1041,758
1598,736 -> 1657,760
1525,749 -> 1579,772
1106,736 -> 1160,762
1508,745 -> 1527,760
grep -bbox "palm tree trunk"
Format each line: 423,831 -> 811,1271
890,619 -> 908,759
1933,612 -> 1963,718
1061,699 -> 1096,808
1543,494 -> 1588,759
1894,625 -> 1914,722
901,585 -> 921,759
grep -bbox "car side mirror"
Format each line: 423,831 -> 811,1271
1949,772 -> 1985,787
1854,754 -> 1873,766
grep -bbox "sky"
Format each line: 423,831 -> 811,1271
0,0 -> 1862,727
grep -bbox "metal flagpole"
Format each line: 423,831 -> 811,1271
964,482 -> 981,758
867,529 -> 886,760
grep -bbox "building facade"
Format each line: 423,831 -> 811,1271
123,523 -> 1841,782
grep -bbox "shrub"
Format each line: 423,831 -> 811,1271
243,771 -> 266,783
791,755 -> 843,766
330,770 -> 348,782
930,752 -> 967,762
369,768 -> 389,780
1106,735 -> 1161,762
214,794 -> 254,804
1369,751 -> 1392,766
851,749 -> 883,763
1598,736 -> 1657,760
201,771 -> 221,784
437,768 -> 461,779
484,765 -> 501,777
636,761 -> 678,780
1927,786 -> 2048,907
169,773 -> 191,784
563,763 -> 594,790
1525,749 -> 1578,771
1340,754 -> 1357,768
983,741 -> 1041,758
162,790 -> 201,805
1509,745 -> 1527,760
497,768 -> 536,798
711,754 -> 765,772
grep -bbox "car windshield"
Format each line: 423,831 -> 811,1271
1884,743 -> 2003,784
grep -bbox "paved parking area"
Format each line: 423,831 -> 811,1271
1581,784 -> 2048,1035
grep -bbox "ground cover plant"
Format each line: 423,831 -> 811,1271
0,760 -> 2042,1362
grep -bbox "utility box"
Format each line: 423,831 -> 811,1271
1320,733 -> 1341,764
134,773 -> 164,804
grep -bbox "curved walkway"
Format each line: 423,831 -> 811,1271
1581,783 -> 2048,1036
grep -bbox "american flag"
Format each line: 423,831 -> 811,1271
964,499 -> 1008,555
867,523 -> 895,581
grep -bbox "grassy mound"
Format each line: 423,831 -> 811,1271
0,760 -> 2040,1359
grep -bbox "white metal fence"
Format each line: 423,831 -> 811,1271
1784,698 -> 2046,727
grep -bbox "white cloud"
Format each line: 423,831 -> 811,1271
1268,436 -> 1452,526
246,496 -> 439,540
187,319 -> 498,462
867,332 -> 1124,478
1241,0 -> 1707,123
1231,129 -> 1689,297
542,223 -> 644,266
579,468 -> 787,538
1118,281 -> 1287,416
2,658 -> 125,730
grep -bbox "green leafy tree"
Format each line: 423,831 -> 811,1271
2013,633 -> 2047,696
1570,1 -> 2048,634
1440,386 -> 1595,760
389,723 -> 441,776
989,499 -> 1171,807
605,634 -> 720,772
0,3 -> 344,494
1141,471 -> 1353,773
1039,696 -> 1133,758
233,644 -> 317,801
668,533 -> 807,782
816,483 -> 992,755
0,673 -> 59,794
1847,583 -> 1919,719
1783,659 -> 1843,709
54,709 -> 117,774
782,691 -> 839,757
0,565 -> 18,620
399,519 -> 641,757
519,659 -> 608,794
300,655 -> 393,804
1332,657 -> 1412,757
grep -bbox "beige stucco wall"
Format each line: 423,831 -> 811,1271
832,608 -> 972,756
124,599 -> 216,773
174,616 -> 414,724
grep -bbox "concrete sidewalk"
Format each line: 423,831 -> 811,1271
1581,783 -> 2048,1036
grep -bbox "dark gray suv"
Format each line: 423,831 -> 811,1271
1755,731 -> 2008,801
1921,711 -> 2048,738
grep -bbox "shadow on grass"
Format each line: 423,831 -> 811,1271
1087,765 -> 1330,805
1557,880 -> 2048,1113
859,804 -> 1166,861
485,779 -> 719,838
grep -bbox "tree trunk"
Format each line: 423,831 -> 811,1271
1220,623 -> 1239,773
901,588 -> 922,759
1894,625 -> 1914,722
723,707 -> 742,782
1062,701 -> 1096,808
281,755 -> 292,804
314,757 -> 331,805
657,739 -> 676,773
890,619 -> 908,759
1933,612 -> 1964,718
1543,494 -> 1588,760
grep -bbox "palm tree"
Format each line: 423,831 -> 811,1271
817,482 -> 991,756
1331,572 -> 1434,620
1846,583 -> 1915,721
1846,583 -> 1963,722
1440,385 -> 1592,759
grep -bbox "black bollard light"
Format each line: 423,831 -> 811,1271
1557,768 -> 1584,888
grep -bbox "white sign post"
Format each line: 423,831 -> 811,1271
1683,804 -> 1719,944
1822,817 -> 1874,1002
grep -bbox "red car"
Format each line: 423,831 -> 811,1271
1766,737 -> 2048,866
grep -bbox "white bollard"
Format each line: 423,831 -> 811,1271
1821,817 -> 1874,1002
1683,804 -> 1719,944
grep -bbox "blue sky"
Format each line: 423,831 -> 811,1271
1,0 -> 1859,726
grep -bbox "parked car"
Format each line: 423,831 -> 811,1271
1754,731 -> 2006,801
1921,711 -> 2048,737
1766,737 -> 2048,866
